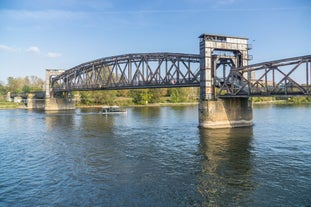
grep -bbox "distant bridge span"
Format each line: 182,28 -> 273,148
51,53 -> 311,97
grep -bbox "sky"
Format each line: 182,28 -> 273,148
0,0 -> 310,83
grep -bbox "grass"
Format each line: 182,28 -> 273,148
252,97 -> 311,105
0,101 -> 24,109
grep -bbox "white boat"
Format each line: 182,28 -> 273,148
101,106 -> 127,114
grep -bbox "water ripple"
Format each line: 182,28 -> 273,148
0,106 -> 311,206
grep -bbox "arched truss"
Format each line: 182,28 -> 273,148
51,53 -> 311,97
217,55 -> 311,97
51,53 -> 201,92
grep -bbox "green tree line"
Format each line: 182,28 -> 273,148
0,76 -> 44,96
75,87 -> 199,106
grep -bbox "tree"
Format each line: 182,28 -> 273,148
28,76 -> 44,91
78,91 -> 92,105
0,81 -> 7,95
117,89 -> 129,97
94,90 -> 117,105
168,88 -> 192,103
168,88 -> 180,103
6,76 -> 44,93
149,88 -> 166,103
77,90 -> 117,105
22,85 -> 31,93
130,89 -> 152,105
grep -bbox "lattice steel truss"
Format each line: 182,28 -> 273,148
51,53 -> 311,98
218,55 -> 311,97
51,53 -> 200,92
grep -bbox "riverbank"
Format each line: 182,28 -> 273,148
1,99 -> 310,109
252,96 -> 311,104
76,102 -> 198,108
0,101 -> 24,109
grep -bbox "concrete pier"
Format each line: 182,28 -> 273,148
26,94 -> 45,109
199,98 -> 253,128
198,34 -> 253,128
44,98 -> 75,111
44,69 -> 76,110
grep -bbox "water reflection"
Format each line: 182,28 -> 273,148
45,111 -> 76,131
44,110 -> 116,136
131,106 -> 161,118
198,127 -> 254,206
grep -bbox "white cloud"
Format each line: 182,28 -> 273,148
0,44 -> 19,52
26,46 -> 41,54
47,52 -> 62,58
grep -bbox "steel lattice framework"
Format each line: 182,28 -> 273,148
51,53 -> 200,92
217,55 -> 311,97
51,53 -> 311,97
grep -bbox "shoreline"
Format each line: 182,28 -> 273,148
252,101 -> 311,105
76,102 -> 199,109
1,100 -> 311,110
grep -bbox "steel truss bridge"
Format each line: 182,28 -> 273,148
51,53 -> 311,97
52,53 -> 201,91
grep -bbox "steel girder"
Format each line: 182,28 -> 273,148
51,53 -> 201,92
217,55 -> 311,97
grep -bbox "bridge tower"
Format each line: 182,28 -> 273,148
198,34 -> 253,128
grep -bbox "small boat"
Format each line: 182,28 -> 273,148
101,105 -> 127,114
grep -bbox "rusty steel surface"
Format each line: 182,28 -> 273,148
51,53 -> 201,92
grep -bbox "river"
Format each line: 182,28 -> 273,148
0,105 -> 310,207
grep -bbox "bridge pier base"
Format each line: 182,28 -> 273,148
198,98 -> 253,129
26,94 -> 45,109
44,98 -> 75,111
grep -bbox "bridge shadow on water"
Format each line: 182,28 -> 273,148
198,127 -> 255,206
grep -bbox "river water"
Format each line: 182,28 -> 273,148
0,104 -> 310,207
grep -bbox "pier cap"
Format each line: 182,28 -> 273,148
199,33 -> 248,40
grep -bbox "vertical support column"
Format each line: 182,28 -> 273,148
199,37 -> 214,100
6,92 -> 11,102
198,34 -> 253,128
307,62 -> 309,93
45,70 -> 52,98
128,58 -> 132,85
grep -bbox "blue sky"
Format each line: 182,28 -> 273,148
0,0 -> 310,83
